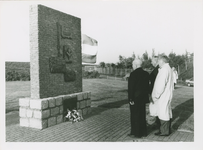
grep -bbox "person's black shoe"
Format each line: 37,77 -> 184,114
159,134 -> 170,136
134,136 -> 142,138
154,132 -> 169,136
127,134 -> 135,138
154,132 -> 161,136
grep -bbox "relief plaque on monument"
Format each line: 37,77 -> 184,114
49,22 -> 76,82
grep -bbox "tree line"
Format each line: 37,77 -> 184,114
99,50 -> 193,80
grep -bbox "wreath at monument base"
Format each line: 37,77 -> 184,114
64,109 -> 83,123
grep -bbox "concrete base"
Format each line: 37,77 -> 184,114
19,91 -> 91,129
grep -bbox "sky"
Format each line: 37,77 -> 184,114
0,0 -> 202,64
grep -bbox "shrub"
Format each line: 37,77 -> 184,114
20,72 -> 30,81
6,70 -> 30,81
83,71 -> 89,78
83,70 -> 100,79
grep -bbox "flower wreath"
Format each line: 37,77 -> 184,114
65,109 -> 83,123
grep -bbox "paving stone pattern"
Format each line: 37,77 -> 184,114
6,108 -> 193,142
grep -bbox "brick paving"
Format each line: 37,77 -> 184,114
6,107 -> 194,142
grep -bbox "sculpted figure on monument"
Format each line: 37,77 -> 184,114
63,45 -> 72,63
49,22 -> 76,82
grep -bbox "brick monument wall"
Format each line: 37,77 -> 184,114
19,92 -> 91,129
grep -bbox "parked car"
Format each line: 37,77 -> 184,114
185,78 -> 194,87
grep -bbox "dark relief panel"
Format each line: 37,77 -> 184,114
49,22 -> 76,82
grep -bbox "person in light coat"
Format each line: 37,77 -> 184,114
151,55 -> 174,136
148,56 -> 159,125
172,67 -> 178,88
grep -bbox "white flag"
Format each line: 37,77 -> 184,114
82,34 -> 98,64
82,34 -> 98,46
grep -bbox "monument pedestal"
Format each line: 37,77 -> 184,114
19,91 -> 91,129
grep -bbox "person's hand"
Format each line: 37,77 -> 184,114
149,96 -> 154,104
129,101 -> 134,105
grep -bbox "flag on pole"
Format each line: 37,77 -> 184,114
82,34 -> 98,46
82,34 -> 98,64
82,53 -> 97,63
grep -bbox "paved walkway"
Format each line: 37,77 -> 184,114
6,107 -> 194,142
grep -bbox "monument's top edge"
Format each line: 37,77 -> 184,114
30,4 -> 81,20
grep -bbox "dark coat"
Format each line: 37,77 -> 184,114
149,66 -> 159,94
128,67 -> 149,137
128,67 -> 149,104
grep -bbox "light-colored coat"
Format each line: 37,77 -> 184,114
151,63 -> 174,121
172,70 -> 178,84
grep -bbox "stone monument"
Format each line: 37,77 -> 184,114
19,5 -> 91,129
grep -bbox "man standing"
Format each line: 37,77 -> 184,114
149,56 -> 159,95
148,56 -> 159,123
151,55 -> 174,136
128,58 -> 149,138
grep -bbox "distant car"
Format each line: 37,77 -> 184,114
185,78 -> 194,87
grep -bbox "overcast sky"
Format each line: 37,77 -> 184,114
0,0 -> 202,64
